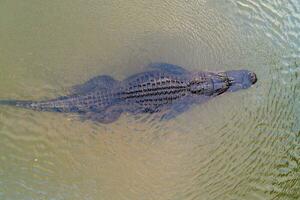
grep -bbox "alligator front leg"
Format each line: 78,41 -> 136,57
160,102 -> 191,121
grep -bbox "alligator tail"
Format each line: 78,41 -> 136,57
0,98 -> 80,112
0,100 -> 35,108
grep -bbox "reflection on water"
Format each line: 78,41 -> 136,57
0,0 -> 299,199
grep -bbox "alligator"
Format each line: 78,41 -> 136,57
0,63 -> 257,123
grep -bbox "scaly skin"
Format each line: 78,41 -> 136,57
0,63 -> 257,123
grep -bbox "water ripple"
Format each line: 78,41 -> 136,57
0,0 -> 300,199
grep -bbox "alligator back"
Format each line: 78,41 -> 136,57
119,70 -> 191,113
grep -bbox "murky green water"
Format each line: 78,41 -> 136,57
0,0 -> 299,199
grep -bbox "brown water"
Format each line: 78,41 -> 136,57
0,0 -> 299,199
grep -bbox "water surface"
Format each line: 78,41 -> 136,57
0,0 -> 299,199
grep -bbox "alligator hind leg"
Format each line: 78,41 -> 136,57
147,62 -> 188,75
82,106 -> 123,124
71,75 -> 118,95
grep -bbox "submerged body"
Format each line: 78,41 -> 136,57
0,63 -> 257,123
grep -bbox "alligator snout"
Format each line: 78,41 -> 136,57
249,71 -> 257,84
225,70 -> 257,92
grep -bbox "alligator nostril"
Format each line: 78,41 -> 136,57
249,72 -> 257,84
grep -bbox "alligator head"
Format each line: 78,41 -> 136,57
189,72 -> 230,95
224,70 -> 257,92
189,70 -> 257,95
